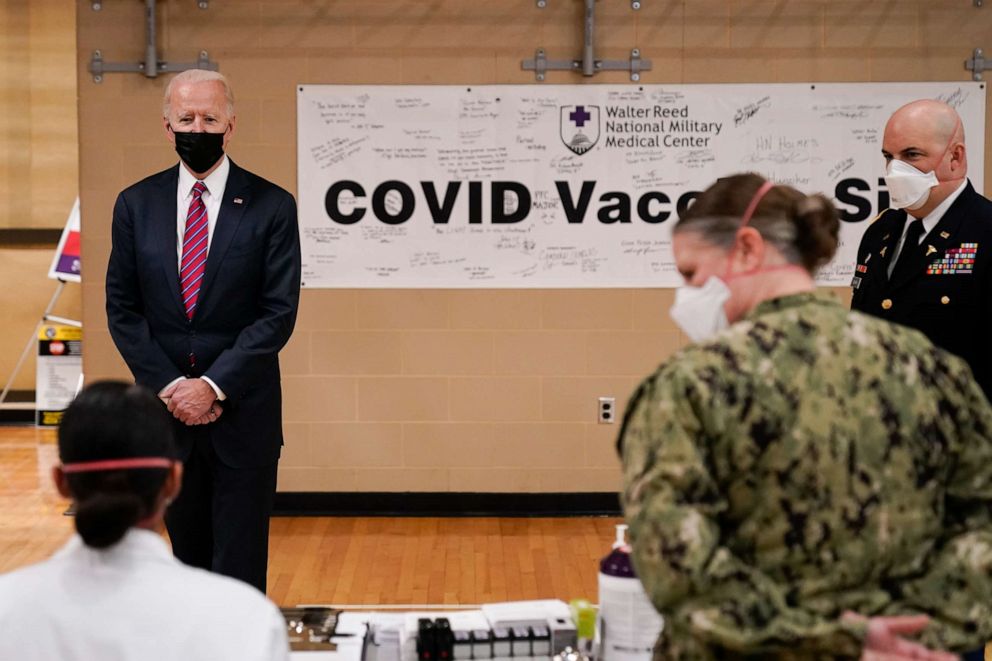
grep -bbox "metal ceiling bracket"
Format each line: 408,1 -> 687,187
966,48 -> 988,80
529,49 -> 546,81
590,49 -> 648,81
535,1 -> 643,7
90,49 -> 217,83
522,49 -> 650,83
522,49 -> 580,82
88,0 -> 217,83
632,48 -> 644,78
522,0 -> 651,82
93,0 -> 207,9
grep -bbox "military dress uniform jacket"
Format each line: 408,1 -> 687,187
851,182 -> 992,399
618,293 -> 992,660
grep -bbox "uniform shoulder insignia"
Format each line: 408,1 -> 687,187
870,208 -> 895,224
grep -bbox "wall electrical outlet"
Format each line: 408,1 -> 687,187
598,396 -> 616,424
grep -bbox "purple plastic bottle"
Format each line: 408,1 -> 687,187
597,524 -> 664,661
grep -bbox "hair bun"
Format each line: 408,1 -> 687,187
74,490 -> 144,549
793,193 -> 839,271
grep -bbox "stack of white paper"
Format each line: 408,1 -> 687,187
481,600 -> 572,629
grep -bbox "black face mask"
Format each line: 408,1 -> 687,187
171,128 -> 226,174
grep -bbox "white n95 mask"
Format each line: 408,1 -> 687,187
669,276 -> 731,343
884,159 -> 940,211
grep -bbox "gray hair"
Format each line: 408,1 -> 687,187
674,213 -> 803,266
674,174 -> 839,272
162,69 -> 235,118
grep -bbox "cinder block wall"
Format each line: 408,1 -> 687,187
77,1 -> 992,493
0,1 -> 79,390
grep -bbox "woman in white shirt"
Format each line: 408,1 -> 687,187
0,381 -> 289,661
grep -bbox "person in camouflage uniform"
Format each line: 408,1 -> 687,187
618,173 -> 992,660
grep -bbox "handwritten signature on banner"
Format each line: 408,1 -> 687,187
937,87 -> 969,110
298,83 -> 982,289
734,96 -> 771,127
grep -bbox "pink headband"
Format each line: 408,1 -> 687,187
61,457 -> 173,474
740,180 -> 775,227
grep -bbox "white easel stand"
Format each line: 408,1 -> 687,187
0,279 -> 82,412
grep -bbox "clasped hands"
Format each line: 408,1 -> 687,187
162,378 -> 222,426
843,612 -> 959,661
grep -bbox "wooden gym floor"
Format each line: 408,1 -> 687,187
0,425 -> 620,606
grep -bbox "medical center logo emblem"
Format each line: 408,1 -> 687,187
560,105 -> 600,155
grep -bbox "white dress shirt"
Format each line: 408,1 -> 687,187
161,156 -> 231,401
887,180 -> 968,276
0,529 -> 289,661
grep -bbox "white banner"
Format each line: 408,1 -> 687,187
297,83 -> 985,288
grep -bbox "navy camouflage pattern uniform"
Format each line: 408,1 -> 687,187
618,291 -> 992,659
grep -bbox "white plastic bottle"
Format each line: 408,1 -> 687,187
597,524 -> 664,661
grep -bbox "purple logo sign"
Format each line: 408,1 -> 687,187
560,105 -> 600,155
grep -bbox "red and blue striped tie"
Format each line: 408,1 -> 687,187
180,181 -> 209,319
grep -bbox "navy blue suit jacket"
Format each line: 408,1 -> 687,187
106,160 -> 301,468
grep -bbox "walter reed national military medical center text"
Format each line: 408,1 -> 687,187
601,103 -> 722,149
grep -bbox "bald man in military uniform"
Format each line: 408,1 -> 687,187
851,99 -> 992,400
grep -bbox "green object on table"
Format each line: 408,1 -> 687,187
568,598 -> 596,640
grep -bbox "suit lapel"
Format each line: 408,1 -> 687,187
889,185 -> 971,291
874,211 -> 906,280
196,161 -> 251,313
156,166 -> 185,318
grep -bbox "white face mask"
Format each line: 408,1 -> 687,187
884,159 -> 940,211
669,275 -> 731,343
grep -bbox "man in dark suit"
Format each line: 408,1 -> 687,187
852,99 -> 992,401
106,69 -> 301,593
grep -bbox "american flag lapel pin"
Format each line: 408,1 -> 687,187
233,197 -> 244,205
